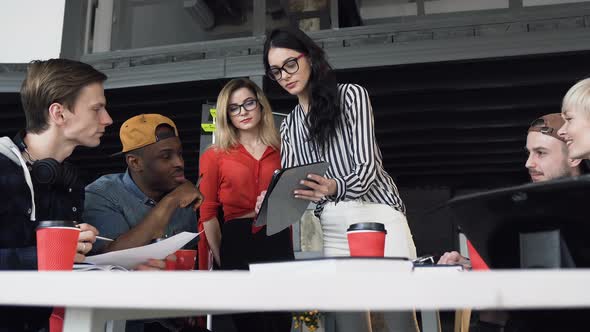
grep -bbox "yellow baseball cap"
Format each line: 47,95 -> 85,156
118,114 -> 179,153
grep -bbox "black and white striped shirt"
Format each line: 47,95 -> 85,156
280,83 -> 405,217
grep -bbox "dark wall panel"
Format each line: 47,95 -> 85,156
265,50 -> 590,189
0,79 -> 230,184
3,51 -> 590,256
264,51 -> 590,256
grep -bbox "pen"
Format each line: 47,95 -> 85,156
74,223 -> 114,242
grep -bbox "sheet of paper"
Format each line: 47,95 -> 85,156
413,264 -> 464,273
250,257 -> 413,274
73,264 -> 128,272
85,231 -> 200,269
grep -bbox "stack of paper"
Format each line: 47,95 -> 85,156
85,231 -> 200,269
74,264 -> 128,272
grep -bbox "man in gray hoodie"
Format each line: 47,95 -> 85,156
0,59 -> 112,331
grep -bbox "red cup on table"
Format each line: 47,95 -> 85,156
36,220 -> 80,332
36,220 -> 80,271
166,249 -> 197,270
347,222 -> 387,257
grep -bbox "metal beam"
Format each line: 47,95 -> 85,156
248,75 -> 264,88
92,0 -> 114,53
225,55 -> 264,78
0,72 -> 25,93
101,58 -> 225,89
79,2 -> 590,64
1,3 -> 589,92
252,0 -> 266,36
510,0 -> 524,8
60,0 -> 90,60
309,2 -> 590,39
330,0 -> 339,29
416,0 -> 425,16
6,26 -> 590,91
81,36 -> 264,63
326,28 -> 590,70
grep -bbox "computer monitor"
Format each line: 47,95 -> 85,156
446,175 -> 590,269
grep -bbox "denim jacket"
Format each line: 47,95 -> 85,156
83,171 -> 198,254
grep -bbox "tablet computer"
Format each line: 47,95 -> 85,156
255,161 -> 329,235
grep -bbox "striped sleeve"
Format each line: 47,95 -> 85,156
335,84 -> 378,200
279,118 -> 294,168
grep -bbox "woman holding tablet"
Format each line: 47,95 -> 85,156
199,78 -> 293,332
260,27 -> 418,332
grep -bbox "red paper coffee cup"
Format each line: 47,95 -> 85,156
166,250 -> 197,270
347,222 -> 387,257
36,220 -> 80,271
165,258 -> 177,271
50,307 -> 65,332
175,249 -> 197,270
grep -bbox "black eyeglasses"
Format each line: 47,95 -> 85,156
228,99 -> 259,116
530,118 -> 555,134
267,54 -> 306,81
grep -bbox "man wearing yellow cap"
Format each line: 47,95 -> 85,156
83,113 -> 202,261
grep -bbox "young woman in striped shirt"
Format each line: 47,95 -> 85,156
261,27 -> 418,332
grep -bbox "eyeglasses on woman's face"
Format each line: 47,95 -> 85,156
267,53 -> 305,81
227,98 -> 259,116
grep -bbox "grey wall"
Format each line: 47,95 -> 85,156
128,1 -> 211,49
110,0 -> 289,51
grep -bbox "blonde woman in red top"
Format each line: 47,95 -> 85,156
198,78 -> 294,332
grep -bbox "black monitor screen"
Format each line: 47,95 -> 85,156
447,175 -> 590,269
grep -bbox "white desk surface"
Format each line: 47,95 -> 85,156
1,269 -> 590,312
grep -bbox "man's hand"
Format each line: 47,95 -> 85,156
294,173 -> 337,202
255,190 -> 267,214
75,223 -> 98,263
134,254 -> 176,271
167,181 -> 204,211
438,251 -> 471,270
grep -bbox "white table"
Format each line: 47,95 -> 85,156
1,269 -> 590,332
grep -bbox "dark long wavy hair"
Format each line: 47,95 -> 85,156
263,27 -> 341,153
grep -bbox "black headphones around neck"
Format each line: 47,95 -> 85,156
13,131 -> 79,189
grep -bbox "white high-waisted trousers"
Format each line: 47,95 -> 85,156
321,200 -> 416,259
320,200 -> 419,332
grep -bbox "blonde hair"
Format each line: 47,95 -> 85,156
562,78 -> 590,118
213,78 -> 280,151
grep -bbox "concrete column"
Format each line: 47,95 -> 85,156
92,0 -> 114,52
